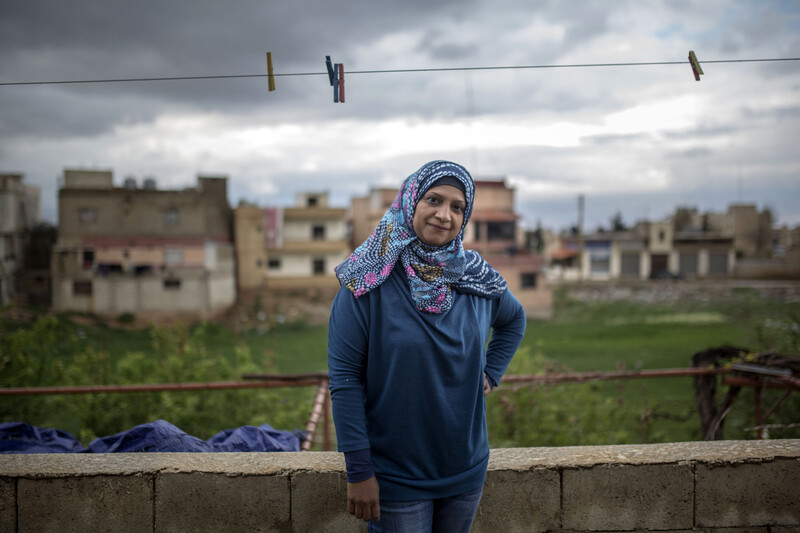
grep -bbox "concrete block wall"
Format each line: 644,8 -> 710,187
0,440 -> 798,532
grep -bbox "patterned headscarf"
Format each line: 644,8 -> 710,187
334,160 -> 507,314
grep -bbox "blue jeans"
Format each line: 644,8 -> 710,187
367,486 -> 483,533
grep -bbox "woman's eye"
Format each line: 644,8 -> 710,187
453,204 -> 464,213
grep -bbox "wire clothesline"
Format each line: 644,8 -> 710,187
1,57 -> 798,87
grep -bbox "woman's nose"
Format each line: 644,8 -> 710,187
435,205 -> 451,221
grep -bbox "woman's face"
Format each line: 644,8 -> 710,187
412,184 -> 467,247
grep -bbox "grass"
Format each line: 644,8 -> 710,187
2,285 -> 798,446
498,287 -> 800,445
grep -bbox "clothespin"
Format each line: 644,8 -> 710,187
338,63 -> 345,103
688,50 -> 704,81
266,52 -> 276,91
326,56 -> 335,86
326,56 -> 346,103
333,63 -> 340,102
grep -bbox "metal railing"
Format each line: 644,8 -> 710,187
2,366 -> 796,448
1,372 -> 332,450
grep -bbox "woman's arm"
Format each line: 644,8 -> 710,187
484,289 -> 526,388
328,289 -> 371,451
327,289 -> 380,521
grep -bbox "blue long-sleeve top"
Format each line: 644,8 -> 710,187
327,262 -> 526,501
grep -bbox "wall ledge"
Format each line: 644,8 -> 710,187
2,439 -> 799,532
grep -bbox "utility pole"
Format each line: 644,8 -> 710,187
578,194 -> 585,281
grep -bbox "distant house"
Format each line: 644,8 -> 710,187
51,169 -> 236,317
466,179 -> 551,319
348,187 -> 396,251
0,173 -> 41,306
675,204 -> 772,259
550,219 -> 736,281
235,192 -> 349,291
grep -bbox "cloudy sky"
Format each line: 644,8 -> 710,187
1,1 -> 798,232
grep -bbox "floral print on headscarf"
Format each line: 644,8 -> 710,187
334,160 -> 507,314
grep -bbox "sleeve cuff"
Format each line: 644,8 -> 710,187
344,448 -> 375,483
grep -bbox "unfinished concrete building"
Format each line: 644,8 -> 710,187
51,169 -> 235,318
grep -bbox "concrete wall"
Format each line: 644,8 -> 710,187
52,268 -> 235,316
1,440 -> 797,532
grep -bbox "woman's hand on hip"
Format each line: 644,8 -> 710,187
347,476 -> 380,522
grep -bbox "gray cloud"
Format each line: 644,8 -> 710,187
1,0 -> 798,230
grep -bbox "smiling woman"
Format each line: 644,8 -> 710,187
327,160 -> 526,532
412,182 -> 466,247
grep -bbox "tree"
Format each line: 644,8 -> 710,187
526,220 -> 545,253
610,211 -> 627,232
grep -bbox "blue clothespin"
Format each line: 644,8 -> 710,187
326,56 -> 335,86
333,63 -> 339,102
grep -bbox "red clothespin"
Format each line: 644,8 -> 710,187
266,52 -> 276,91
338,63 -> 345,103
688,50 -> 704,82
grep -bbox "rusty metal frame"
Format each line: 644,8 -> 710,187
1,372 -> 333,451
3,366 -> 796,447
721,374 -> 800,438
502,367 -> 731,385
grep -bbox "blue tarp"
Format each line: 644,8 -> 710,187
0,422 -> 87,454
0,420 -> 305,453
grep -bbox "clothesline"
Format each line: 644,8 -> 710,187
1,56 -> 797,87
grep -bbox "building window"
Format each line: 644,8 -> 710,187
73,280 -> 92,296
487,222 -> 515,241
709,253 -> 729,276
79,208 -> 96,225
307,196 -> 319,207
658,230 -> 666,242
313,258 -> 325,275
268,258 -> 281,269
163,278 -> 181,290
521,273 -> 537,288
312,224 -> 325,240
164,208 -> 179,226
620,253 -> 640,277
164,249 -> 183,265
134,265 -> 153,276
590,254 -> 610,274
82,250 -> 95,269
473,222 -> 483,241
679,253 -> 698,276
1,236 -> 13,260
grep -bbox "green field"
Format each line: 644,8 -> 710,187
490,287 -> 800,446
1,285 -> 798,448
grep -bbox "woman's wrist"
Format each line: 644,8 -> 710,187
344,448 -> 375,483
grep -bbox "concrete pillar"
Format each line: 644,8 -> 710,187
699,248 -> 710,276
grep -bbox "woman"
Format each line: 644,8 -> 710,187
328,160 -> 526,532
